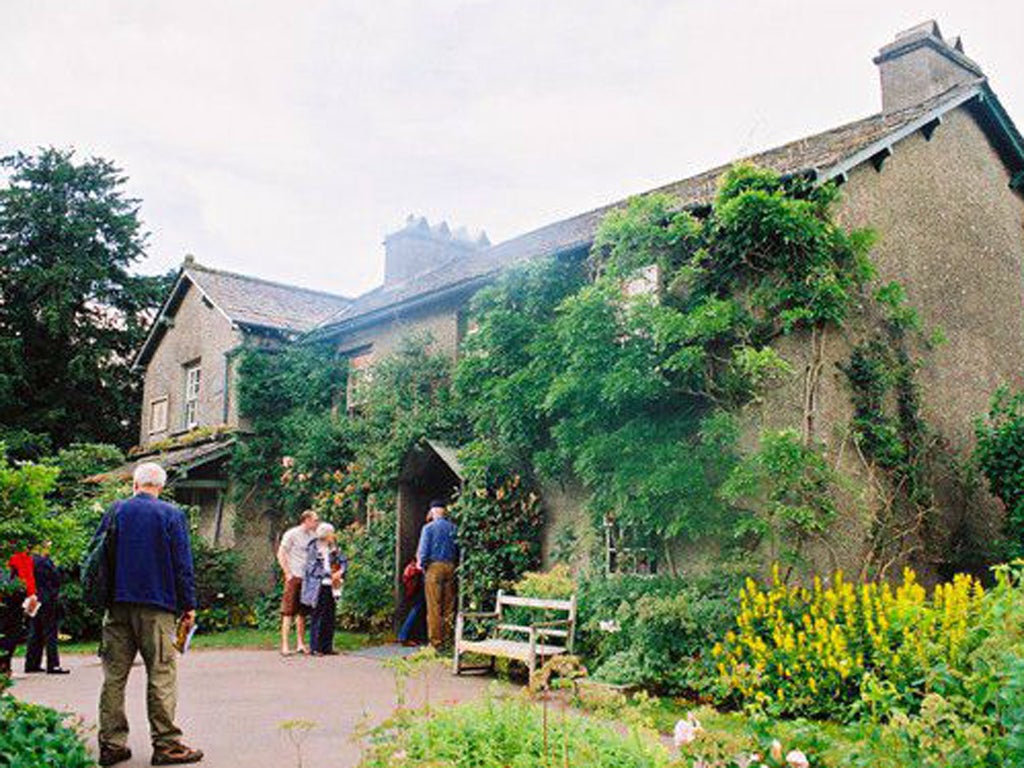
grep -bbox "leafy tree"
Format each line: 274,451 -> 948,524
0,148 -> 168,453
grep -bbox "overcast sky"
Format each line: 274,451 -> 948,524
2,1 -> 1021,297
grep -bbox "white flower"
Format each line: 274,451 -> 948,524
598,620 -> 621,633
281,456 -> 295,468
786,749 -> 809,768
673,713 -> 703,748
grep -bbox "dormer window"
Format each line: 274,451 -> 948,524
184,362 -> 201,430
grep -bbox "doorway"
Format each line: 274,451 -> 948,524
395,440 -> 463,634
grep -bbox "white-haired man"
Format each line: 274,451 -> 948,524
93,462 -> 203,766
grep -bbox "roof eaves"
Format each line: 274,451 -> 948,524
820,83 -> 984,183
132,268 -> 190,371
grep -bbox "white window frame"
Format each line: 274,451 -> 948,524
149,396 -> 169,434
345,348 -> 374,414
183,362 -> 202,430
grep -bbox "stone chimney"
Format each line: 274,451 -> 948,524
383,215 -> 490,285
874,21 -> 984,113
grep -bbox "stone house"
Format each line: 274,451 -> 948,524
106,257 -> 350,582
128,22 -> 1023,594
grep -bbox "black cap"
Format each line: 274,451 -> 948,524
428,499 -> 447,510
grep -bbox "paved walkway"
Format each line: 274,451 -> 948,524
9,648 -> 494,768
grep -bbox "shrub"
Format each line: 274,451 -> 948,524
524,568 -> 741,695
190,537 -> 255,633
337,514 -> 396,633
357,696 -> 670,768
0,693 -> 94,768
713,566 -> 985,720
974,387 -> 1024,558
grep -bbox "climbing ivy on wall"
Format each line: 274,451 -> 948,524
235,162 -> 967,605
839,282 -> 949,576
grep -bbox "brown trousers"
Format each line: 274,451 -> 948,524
424,561 -> 456,648
99,604 -> 183,749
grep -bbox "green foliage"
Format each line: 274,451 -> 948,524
573,570 -> 743,695
0,148 -> 169,452
456,166 -> 876,552
234,164 -> 883,627
721,430 -> 841,568
190,535 -> 254,633
337,515 -> 397,633
0,694 -> 94,768
0,447 -> 62,556
357,696 -> 670,768
974,387 -> 1024,558
233,341 -> 351,522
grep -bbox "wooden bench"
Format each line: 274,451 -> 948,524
453,591 -> 576,675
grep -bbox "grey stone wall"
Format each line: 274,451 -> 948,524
744,102 -> 1024,580
335,295 -> 466,360
138,283 -> 243,447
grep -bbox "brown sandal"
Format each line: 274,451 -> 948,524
151,741 -> 204,765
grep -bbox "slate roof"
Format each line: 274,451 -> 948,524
186,261 -> 352,334
86,434 -> 236,483
134,260 -> 352,368
313,78 -> 1011,337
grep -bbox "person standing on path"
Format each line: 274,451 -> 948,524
300,522 -> 346,656
24,539 -> 70,675
0,540 -> 38,678
416,500 -> 458,650
277,509 -> 318,656
93,462 -> 203,767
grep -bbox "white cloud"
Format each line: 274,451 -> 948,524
1,0 -> 1021,296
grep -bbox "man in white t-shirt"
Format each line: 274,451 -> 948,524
276,510 -> 319,655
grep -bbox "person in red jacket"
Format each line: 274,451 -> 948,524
1,541 -> 39,677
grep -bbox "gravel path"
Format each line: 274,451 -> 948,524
9,648 -> 494,768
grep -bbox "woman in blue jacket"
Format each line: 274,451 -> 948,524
301,523 -> 347,656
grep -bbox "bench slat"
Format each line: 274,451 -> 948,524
460,639 -> 567,661
497,624 -> 569,638
497,595 -> 574,610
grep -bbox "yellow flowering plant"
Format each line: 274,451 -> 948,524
713,565 -> 985,720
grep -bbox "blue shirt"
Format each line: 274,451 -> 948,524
93,493 -> 196,614
417,517 -> 459,568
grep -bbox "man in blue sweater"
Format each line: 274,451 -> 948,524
94,463 -> 203,766
417,500 -> 459,649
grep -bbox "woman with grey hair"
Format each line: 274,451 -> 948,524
300,522 -> 347,656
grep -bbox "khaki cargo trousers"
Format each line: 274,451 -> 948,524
99,604 -> 183,749
424,561 -> 456,648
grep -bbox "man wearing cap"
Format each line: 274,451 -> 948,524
416,500 -> 459,649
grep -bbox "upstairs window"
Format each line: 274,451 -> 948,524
345,347 -> 374,414
149,396 -> 169,434
183,362 -> 201,430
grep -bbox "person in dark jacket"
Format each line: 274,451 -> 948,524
92,463 -> 203,767
0,538 -> 39,678
24,540 -> 69,674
